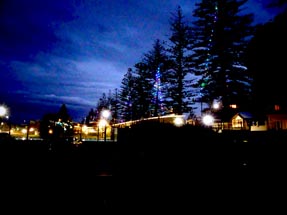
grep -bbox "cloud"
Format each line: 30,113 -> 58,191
7,51 -> 125,119
0,0 -> 76,61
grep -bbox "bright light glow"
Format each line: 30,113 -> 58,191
202,114 -> 214,126
98,119 -> 108,127
213,102 -> 220,109
89,128 -> 96,133
21,128 -> 27,134
0,106 -> 7,117
101,110 -> 111,119
174,117 -> 184,127
82,125 -> 87,132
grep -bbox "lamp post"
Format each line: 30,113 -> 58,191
79,124 -> 82,142
98,119 -> 107,141
7,116 -> 11,135
0,105 -> 10,134
26,121 -> 29,141
101,109 -> 111,142
104,121 -> 107,142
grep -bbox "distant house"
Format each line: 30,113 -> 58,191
229,111 -> 268,131
229,112 -> 287,131
266,114 -> 287,130
212,103 -> 287,131
213,111 -> 267,131
231,112 -> 253,130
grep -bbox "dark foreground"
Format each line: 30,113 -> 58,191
1,129 -> 287,177
0,125 -> 287,212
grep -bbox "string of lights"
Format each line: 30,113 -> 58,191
201,2 -> 218,91
152,65 -> 164,116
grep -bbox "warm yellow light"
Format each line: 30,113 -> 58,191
98,119 -> 108,127
89,128 -> 96,133
21,128 -> 27,134
82,125 -> 87,131
235,116 -> 241,120
174,117 -> 184,127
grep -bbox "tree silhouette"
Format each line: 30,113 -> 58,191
247,7 -> 287,114
191,0 -> 254,114
166,5 -> 195,115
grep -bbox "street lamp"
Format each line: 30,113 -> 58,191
101,109 -> 111,142
213,102 -> 220,110
0,105 -> 10,134
98,119 -> 108,141
174,116 -> 184,127
101,109 -> 111,120
202,114 -> 214,127
0,106 -> 7,117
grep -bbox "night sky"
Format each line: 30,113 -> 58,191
0,0 -> 281,123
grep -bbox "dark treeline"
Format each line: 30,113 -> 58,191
83,0 -> 287,125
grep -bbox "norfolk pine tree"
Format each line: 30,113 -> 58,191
190,0 -> 254,116
166,5 -> 196,115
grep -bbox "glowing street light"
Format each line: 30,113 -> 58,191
0,105 -> 11,134
100,109 -> 111,142
0,106 -> 7,117
98,119 -> 108,127
213,102 -> 220,110
202,114 -> 214,126
173,117 -> 184,127
101,109 -> 111,119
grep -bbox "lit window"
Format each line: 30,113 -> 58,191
229,104 -> 237,109
275,105 -> 280,111
232,116 -> 243,128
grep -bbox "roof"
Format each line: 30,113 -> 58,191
237,111 -> 254,119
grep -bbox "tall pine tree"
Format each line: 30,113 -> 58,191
166,5 -> 196,115
191,0 -> 254,116
141,39 -> 170,117
109,88 -> 120,124
151,64 -> 165,116
119,68 -> 136,121
132,62 -> 153,118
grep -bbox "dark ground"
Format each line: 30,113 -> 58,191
1,127 -> 287,177
0,124 -> 286,212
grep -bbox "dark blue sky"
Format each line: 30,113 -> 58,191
0,0 -> 282,123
